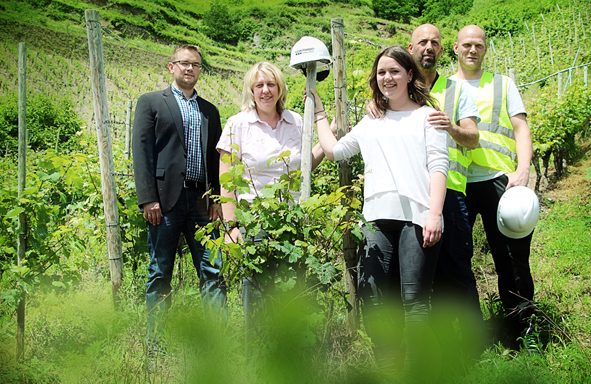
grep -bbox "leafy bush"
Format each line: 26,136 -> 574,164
203,0 -> 244,45
0,93 -> 82,155
372,0 -> 422,23
197,151 -> 364,291
421,0 -> 473,23
285,0 -> 330,7
529,84 -> 591,160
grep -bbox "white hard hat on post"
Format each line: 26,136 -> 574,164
290,36 -> 332,70
496,186 -> 540,239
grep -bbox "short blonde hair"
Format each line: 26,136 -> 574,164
241,62 -> 287,115
171,44 -> 202,62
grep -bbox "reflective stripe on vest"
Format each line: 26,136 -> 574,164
470,72 -> 516,173
431,76 -> 469,194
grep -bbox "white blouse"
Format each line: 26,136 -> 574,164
216,109 -> 303,203
333,105 -> 448,227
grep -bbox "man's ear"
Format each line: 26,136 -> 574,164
408,42 -> 414,54
453,42 -> 459,55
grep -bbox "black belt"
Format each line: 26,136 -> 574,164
183,180 -> 206,189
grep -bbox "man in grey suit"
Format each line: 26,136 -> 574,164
133,44 -> 226,356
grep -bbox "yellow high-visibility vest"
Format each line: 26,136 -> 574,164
470,72 -> 516,173
431,75 -> 470,194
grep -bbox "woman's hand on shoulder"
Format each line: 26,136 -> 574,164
366,100 -> 384,119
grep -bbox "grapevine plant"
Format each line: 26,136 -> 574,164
527,83 -> 591,187
196,149 -> 366,295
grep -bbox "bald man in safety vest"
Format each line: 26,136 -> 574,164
451,25 -> 536,352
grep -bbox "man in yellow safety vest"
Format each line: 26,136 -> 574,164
451,25 -> 536,352
408,24 -> 486,369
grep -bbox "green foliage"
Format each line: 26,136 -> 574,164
0,93 -> 82,155
470,7 -> 526,38
528,84 -> 591,162
197,151 -> 364,293
203,0 -> 248,45
422,0 -> 473,24
0,134 -> 147,314
372,0 -> 422,23
0,148 -> 94,309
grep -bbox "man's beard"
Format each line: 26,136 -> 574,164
421,56 -> 437,70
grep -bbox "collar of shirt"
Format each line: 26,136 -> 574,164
430,72 -> 440,91
246,108 -> 296,127
171,84 -> 198,102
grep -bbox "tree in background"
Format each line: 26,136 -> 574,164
372,0 -> 425,23
203,0 -> 239,45
422,0 -> 473,23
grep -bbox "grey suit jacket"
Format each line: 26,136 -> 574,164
132,86 -> 222,213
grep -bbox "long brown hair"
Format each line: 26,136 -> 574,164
368,45 -> 435,115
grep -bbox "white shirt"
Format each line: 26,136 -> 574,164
450,74 -> 527,182
334,105 -> 448,227
216,109 -> 303,203
455,83 -> 481,123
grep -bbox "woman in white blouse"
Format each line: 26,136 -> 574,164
216,61 -> 324,356
312,46 -> 448,380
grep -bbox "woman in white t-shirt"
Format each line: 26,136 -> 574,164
312,46 -> 448,380
216,61 -> 325,355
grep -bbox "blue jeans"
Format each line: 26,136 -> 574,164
241,228 -> 267,357
145,188 -> 226,341
358,220 -> 440,378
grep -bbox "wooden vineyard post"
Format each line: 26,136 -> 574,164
125,100 -> 132,161
300,61 -> 317,202
85,9 -> 124,308
16,42 -> 27,362
331,18 -> 359,331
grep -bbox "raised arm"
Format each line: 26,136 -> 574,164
310,89 -> 338,161
311,142 -> 326,170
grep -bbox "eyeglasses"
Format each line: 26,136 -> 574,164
172,61 -> 202,70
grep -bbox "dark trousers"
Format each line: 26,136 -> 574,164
145,188 -> 226,341
358,220 -> 440,380
466,175 -> 534,340
432,189 -> 484,365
